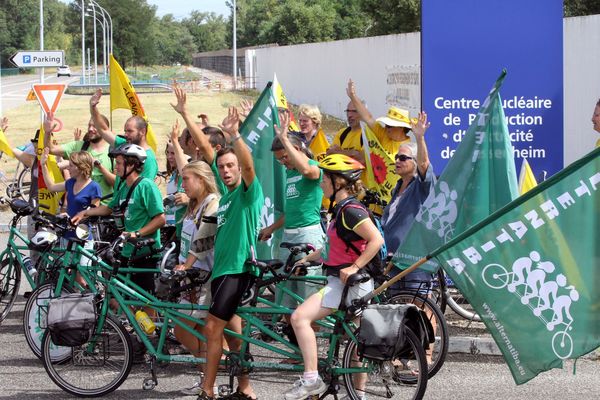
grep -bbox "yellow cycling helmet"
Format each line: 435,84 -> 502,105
318,154 -> 365,182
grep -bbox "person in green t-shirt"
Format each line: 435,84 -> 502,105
72,143 -> 165,294
89,89 -> 158,188
195,106 -> 263,400
259,110 -> 325,316
44,115 -> 114,204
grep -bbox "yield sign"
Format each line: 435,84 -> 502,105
32,84 -> 66,114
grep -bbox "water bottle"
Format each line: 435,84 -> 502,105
135,310 -> 156,335
23,256 -> 37,279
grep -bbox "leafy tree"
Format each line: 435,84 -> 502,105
182,11 -> 227,52
564,0 -> 600,16
152,14 -> 196,65
359,0 -> 420,36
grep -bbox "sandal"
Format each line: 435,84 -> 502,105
197,389 -> 216,400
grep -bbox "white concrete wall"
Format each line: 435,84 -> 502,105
563,14 -> 600,165
247,15 -> 600,167
250,33 -> 420,124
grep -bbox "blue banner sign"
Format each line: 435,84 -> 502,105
422,0 -> 564,178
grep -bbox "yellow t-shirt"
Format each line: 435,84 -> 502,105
371,123 -> 410,155
332,126 -> 363,150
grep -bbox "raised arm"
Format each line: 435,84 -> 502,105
169,119 -> 189,175
411,111 -> 430,176
346,79 -> 377,130
275,111 -> 320,179
89,89 -> 116,146
219,107 -> 255,187
41,112 -> 66,157
170,85 -> 214,164
40,148 -> 66,193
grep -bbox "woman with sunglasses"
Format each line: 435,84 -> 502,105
380,111 -> 434,293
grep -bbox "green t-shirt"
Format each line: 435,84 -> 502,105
113,136 -> 158,190
284,159 -> 323,228
109,177 -> 164,257
62,140 -> 113,204
213,176 -> 264,280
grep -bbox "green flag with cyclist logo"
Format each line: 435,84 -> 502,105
393,70 -> 519,271
432,147 -> 600,384
239,82 -> 286,259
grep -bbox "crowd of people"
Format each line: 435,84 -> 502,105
12,84 -> 598,400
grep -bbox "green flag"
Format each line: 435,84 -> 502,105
239,82 -> 286,259
432,146 -> 600,384
393,70 -> 519,271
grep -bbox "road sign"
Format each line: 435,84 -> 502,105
26,90 -> 37,101
32,84 -> 66,114
9,50 -> 64,68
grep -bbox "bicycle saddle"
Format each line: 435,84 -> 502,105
347,269 -> 371,286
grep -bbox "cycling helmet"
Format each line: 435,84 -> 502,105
29,230 -> 58,251
109,143 -> 147,163
318,154 -> 364,182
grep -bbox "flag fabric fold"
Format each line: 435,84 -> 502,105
109,55 -> 157,152
239,82 -> 286,259
393,70 -> 519,271
37,126 -> 64,214
432,146 -> 600,384
0,128 -> 14,158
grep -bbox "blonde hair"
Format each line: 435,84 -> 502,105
69,151 -> 93,179
298,104 -> 322,127
182,161 -> 219,218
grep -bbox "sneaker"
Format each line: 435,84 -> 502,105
284,377 -> 327,400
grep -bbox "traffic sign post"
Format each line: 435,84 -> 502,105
9,50 -> 64,68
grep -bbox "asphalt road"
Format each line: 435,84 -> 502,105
0,229 -> 598,400
0,72 -> 79,113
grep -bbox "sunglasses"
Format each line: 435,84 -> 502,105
395,154 -> 414,162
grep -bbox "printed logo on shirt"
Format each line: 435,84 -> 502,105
286,183 -> 299,199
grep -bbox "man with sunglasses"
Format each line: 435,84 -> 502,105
380,111 -> 435,292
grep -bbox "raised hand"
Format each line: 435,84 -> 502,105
274,109 -> 290,139
411,111 -> 430,139
0,117 -> 8,132
43,112 -> 58,134
239,99 -> 254,119
169,119 -> 181,143
73,127 -> 83,141
218,107 -> 240,142
346,79 -> 357,99
90,88 -> 102,107
170,86 -> 187,115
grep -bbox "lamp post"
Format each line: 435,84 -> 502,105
81,0 -> 85,84
90,0 -> 113,55
87,1 -> 98,84
87,8 -> 107,81
233,0 -> 237,90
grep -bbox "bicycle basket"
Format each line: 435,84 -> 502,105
47,293 -> 97,347
357,303 -> 425,361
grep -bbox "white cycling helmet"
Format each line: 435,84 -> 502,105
30,230 -> 58,250
109,143 -> 147,163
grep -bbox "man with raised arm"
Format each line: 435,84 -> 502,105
89,88 -> 158,184
194,106 -> 263,400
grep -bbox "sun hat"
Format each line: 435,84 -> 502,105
376,106 -> 417,129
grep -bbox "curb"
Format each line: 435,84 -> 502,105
448,336 -> 600,360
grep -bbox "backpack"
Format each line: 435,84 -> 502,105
339,126 -> 363,148
334,197 -> 387,281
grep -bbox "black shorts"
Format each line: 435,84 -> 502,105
120,255 -> 158,294
209,272 -> 254,321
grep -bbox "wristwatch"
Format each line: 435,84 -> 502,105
135,231 -> 141,238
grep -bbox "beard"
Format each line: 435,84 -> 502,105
88,135 -> 103,144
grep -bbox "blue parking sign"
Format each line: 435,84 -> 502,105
23,55 -> 31,63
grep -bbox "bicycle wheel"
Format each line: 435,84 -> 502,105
342,328 -> 427,400
23,283 -> 73,360
431,270 -> 447,313
17,165 -> 31,201
41,314 -> 133,397
0,255 -> 21,323
387,293 -> 449,378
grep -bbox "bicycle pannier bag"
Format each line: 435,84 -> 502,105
357,303 -> 423,361
47,293 -> 97,347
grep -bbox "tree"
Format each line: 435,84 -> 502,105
152,14 -> 196,64
359,0 -> 420,36
564,0 -> 600,16
182,11 -> 227,53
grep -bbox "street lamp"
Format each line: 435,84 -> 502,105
86,8 -> 107,81
86,1 -> 98,84
233,0 -> 237,90
80,0 -> 85,84
90,0 -> 113,55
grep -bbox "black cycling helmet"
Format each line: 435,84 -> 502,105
109,143 -> 147,163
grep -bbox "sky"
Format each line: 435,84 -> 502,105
58,0 -> 230,20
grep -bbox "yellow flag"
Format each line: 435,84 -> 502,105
361,124 -> 400,213
109,54 -> 157,152
0,128 -> 15,158
309,129 -> 329,162
518,158 -> 538,195
272,74 -> 300,131
37,126 -> 64,214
